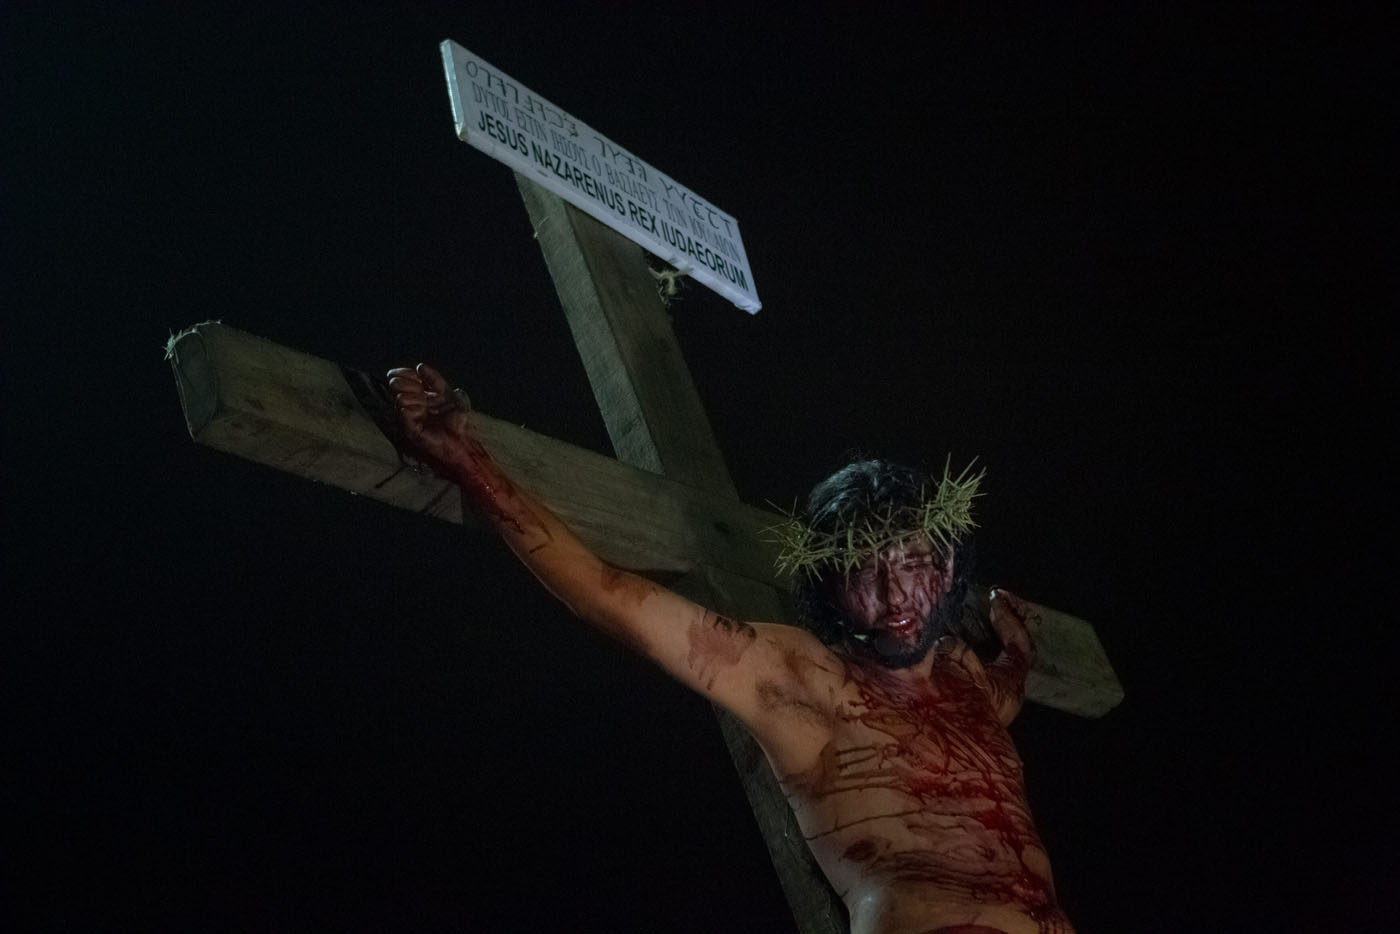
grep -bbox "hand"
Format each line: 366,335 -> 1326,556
988,587 -> 1038,665
386,363 -> 475,476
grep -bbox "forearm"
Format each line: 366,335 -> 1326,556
387,363 -> 690,657
985,589 -> 1035,723
387,366 -> 808,720
442,419 -> 561,552
986,643 -> 1031,723
442,421 -> 652,630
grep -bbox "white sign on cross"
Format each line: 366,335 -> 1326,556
440,40 -> 762,313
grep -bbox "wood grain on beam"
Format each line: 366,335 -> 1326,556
165,322 -> 1122,718
517,175 -> 738,498
165,321 -> 780,589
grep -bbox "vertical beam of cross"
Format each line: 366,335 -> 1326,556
516,175 -> 848,934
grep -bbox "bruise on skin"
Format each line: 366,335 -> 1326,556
599,565 -> 656,609
841,838 -> 879,863
685,611 -> 756,690
584,566 -> 656,657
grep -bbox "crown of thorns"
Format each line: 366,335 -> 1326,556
767,460 -> 984,580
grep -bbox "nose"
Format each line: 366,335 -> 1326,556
879,564 -> 907,606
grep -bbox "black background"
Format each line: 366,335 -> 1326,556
5,3 -> 1391,931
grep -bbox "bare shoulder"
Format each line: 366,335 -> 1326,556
725,622 -> 849,767
747,621 -> 847,699
932,635 -> 1001,696
937,634 -> 990,677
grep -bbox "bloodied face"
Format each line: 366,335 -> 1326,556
831,537 -> 955,668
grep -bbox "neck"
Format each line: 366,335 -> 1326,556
844,641 -> 937,686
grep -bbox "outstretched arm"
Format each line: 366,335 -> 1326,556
984,588 -> 1038,725
385,364 -> 836,735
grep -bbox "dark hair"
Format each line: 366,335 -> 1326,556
794,459 -> 975,645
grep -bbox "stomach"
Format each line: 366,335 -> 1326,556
844,876 -> 1074,934
800,805 -> 1068,934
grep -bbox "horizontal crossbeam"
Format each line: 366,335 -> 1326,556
165,321 -> 782,586
165,321 -> 1123,718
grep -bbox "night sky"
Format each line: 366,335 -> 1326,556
6,3 -> 1391,932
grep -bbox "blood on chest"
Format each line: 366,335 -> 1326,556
837,661 -> 1023,792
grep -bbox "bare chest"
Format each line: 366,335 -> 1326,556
779,660 -> 1041,883
814,661 -> 1024,799
775,660 -> 1062,929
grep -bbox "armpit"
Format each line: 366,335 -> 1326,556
684,611 -> 757,690
756,679 -> 834,728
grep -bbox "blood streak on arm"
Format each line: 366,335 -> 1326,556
566,565 -> 658,657
984,643 -> 1031,724
684,611 -> 756,690
451,434 -> 544,542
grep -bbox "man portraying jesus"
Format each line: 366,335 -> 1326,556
387,362 -> 1074,934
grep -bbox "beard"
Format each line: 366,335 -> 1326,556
843,591 -> 963,669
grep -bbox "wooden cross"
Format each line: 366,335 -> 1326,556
167,174 -> 1122,934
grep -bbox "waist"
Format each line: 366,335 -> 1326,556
844,877 -> 1072,934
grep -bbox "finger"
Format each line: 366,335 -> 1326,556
386,367 -> 420,382
933,634 -> 964,660
393,396 -> 427,418
989,595 -> 1007,631
424,393 -> 456,414
988,589 -> 1028,637
417,362 -> 450,394
387,376 -> 425,398
989,588 -> 1038,646
989,587 -> 1027,618
989,587 -> 1007,616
